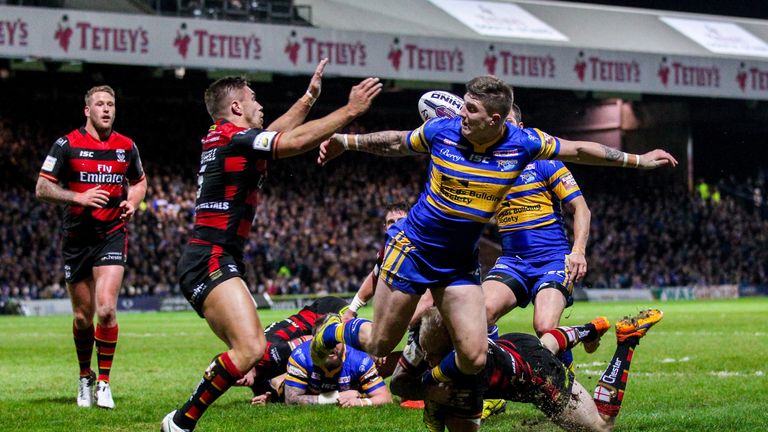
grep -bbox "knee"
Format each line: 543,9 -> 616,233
234,336 -> 266,368
458,346 -> 487,374
72,313 -> 93,329
534,321 -> 556,337
96,305 -> 117,326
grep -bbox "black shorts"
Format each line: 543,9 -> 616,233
62,228 -> 127,284
499,333 -> 574,417
177,243 -> 245,317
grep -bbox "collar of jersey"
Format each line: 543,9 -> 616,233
467,124 -> 507,153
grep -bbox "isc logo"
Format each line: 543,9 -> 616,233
79,150 -> 94,158
469,154 -> 490,163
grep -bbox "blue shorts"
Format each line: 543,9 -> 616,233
379,221 -> 480,295
483,255 -> 573,308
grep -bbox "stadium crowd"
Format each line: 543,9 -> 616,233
0,113 -> 766,303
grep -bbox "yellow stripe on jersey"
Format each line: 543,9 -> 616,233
361,379 -> 384,392
288,356 -> 308,376
426,195 -> 490,223
547,167 -> 570,186
533,128 -> 558,160
381,232 -> 415,281
496,193 -> 556,230
408,124 -> 430,154
285,375 -> 308,386
431,155 -> 521,181
508,180 -> 547,195
548,167 -> 581,202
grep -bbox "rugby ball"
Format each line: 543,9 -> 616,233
418,90 -> 464,122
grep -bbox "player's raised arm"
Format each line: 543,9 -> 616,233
556,139 -> 678,169
267,58 -> 328,132
275,77 -> 382,159
317,130 -> 414,165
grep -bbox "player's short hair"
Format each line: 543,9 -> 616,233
466,76 -> 513,118
509,103 -> 522,126
419,307 -> 452,357
384,202 -> 410,216
205,76 -> 249,120
84,85 -> 115,105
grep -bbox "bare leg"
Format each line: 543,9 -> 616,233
432,284 -> 487,374
362,278 -> 421,356
482,279 -> 518,326
532,288 -> 566,336
554,380 -> 614,432
92,265 -> 123,327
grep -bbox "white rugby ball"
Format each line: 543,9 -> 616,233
418,90 -> 464,122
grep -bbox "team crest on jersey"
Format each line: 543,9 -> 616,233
496,159 -> 519,172
519,172 -> 536,184
116,149 -> 126,162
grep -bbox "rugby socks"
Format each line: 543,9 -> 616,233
593,337 -> 638,417
487,325 -> 499,340
422,351 -> 462,384
174,352 -> 244,430
323,317 -> 371,350
94,323 -> 118,382
73,322 -> 95,377
543,323 -> 595,354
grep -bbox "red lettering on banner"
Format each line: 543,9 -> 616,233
748,68 -> 768,91
193,29 -> 261,59
403,44 -> 463,72
302,37 -> 366,66
0,19 -> 28,47
671,63 -> 720,87
498,52 -> 554,78
588,57 -> 640,82
74,22 -> 148,53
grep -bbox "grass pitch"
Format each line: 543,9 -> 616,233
2,298 -> 766,431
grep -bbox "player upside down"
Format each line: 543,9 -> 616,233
391,307 -> 663,432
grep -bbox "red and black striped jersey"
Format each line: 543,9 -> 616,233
190,120 -> 282,256
263,296 -> 348,343
39,127 -> 145,237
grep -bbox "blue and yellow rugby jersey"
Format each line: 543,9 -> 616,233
285,341 -> 385,395
402,117 -> 560,263
496,160 -> 582,260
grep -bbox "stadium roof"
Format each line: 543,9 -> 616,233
295,0 -> 768,60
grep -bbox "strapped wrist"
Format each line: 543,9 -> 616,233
302,91 -> 317,107
318,391 -> 339,405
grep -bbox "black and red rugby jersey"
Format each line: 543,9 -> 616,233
39,127 -> 144,236
189,120 -> 282,256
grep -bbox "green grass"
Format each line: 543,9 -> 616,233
2,298 -> 767,431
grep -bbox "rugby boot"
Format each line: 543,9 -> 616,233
616,309 -> 663,343
161,411 -> 193,432
77,371 -> 96,408
95,380 -> 115,409
481,399 -> 507,421
582,316 -> 611,354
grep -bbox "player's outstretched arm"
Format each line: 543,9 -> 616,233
36,177 -> 110,208
556,138 -> 678,169
275,77 -> 382,159
317,130 -> 413,166
564,195 -> 590,282
284,385 -> 324,405
267,58 -> 328,132
343,270 -> 376,321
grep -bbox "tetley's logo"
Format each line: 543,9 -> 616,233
54,14 -> 148,54
387,37 -> 462,73
573,51 -> 639,83
0,17 -> 29,47
174,22 -> 261,60
484,45 -> 554,79
657,57 -> 720,88
735,62 -> 768,92
285,30 -> 366,67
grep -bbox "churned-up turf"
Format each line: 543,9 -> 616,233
2,298 -> 766,431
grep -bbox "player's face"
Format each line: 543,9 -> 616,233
383,210 -> 407,230
459,93 -> 496,140
239,86 -> 264,128
85,91 -> 116,132
324,343 -> 344,369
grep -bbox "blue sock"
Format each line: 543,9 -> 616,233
559,349 -> 574,368
321,322 -> 341,347
422,351 -> 462,384
341,318 -> 370,350
487,325 -> 499,340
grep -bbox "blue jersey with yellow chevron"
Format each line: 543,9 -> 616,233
496,160 -> 581,259
379,117 -> 559,290
285,341 -> 385,395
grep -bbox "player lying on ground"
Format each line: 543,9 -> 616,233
391,307 -> 662,432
